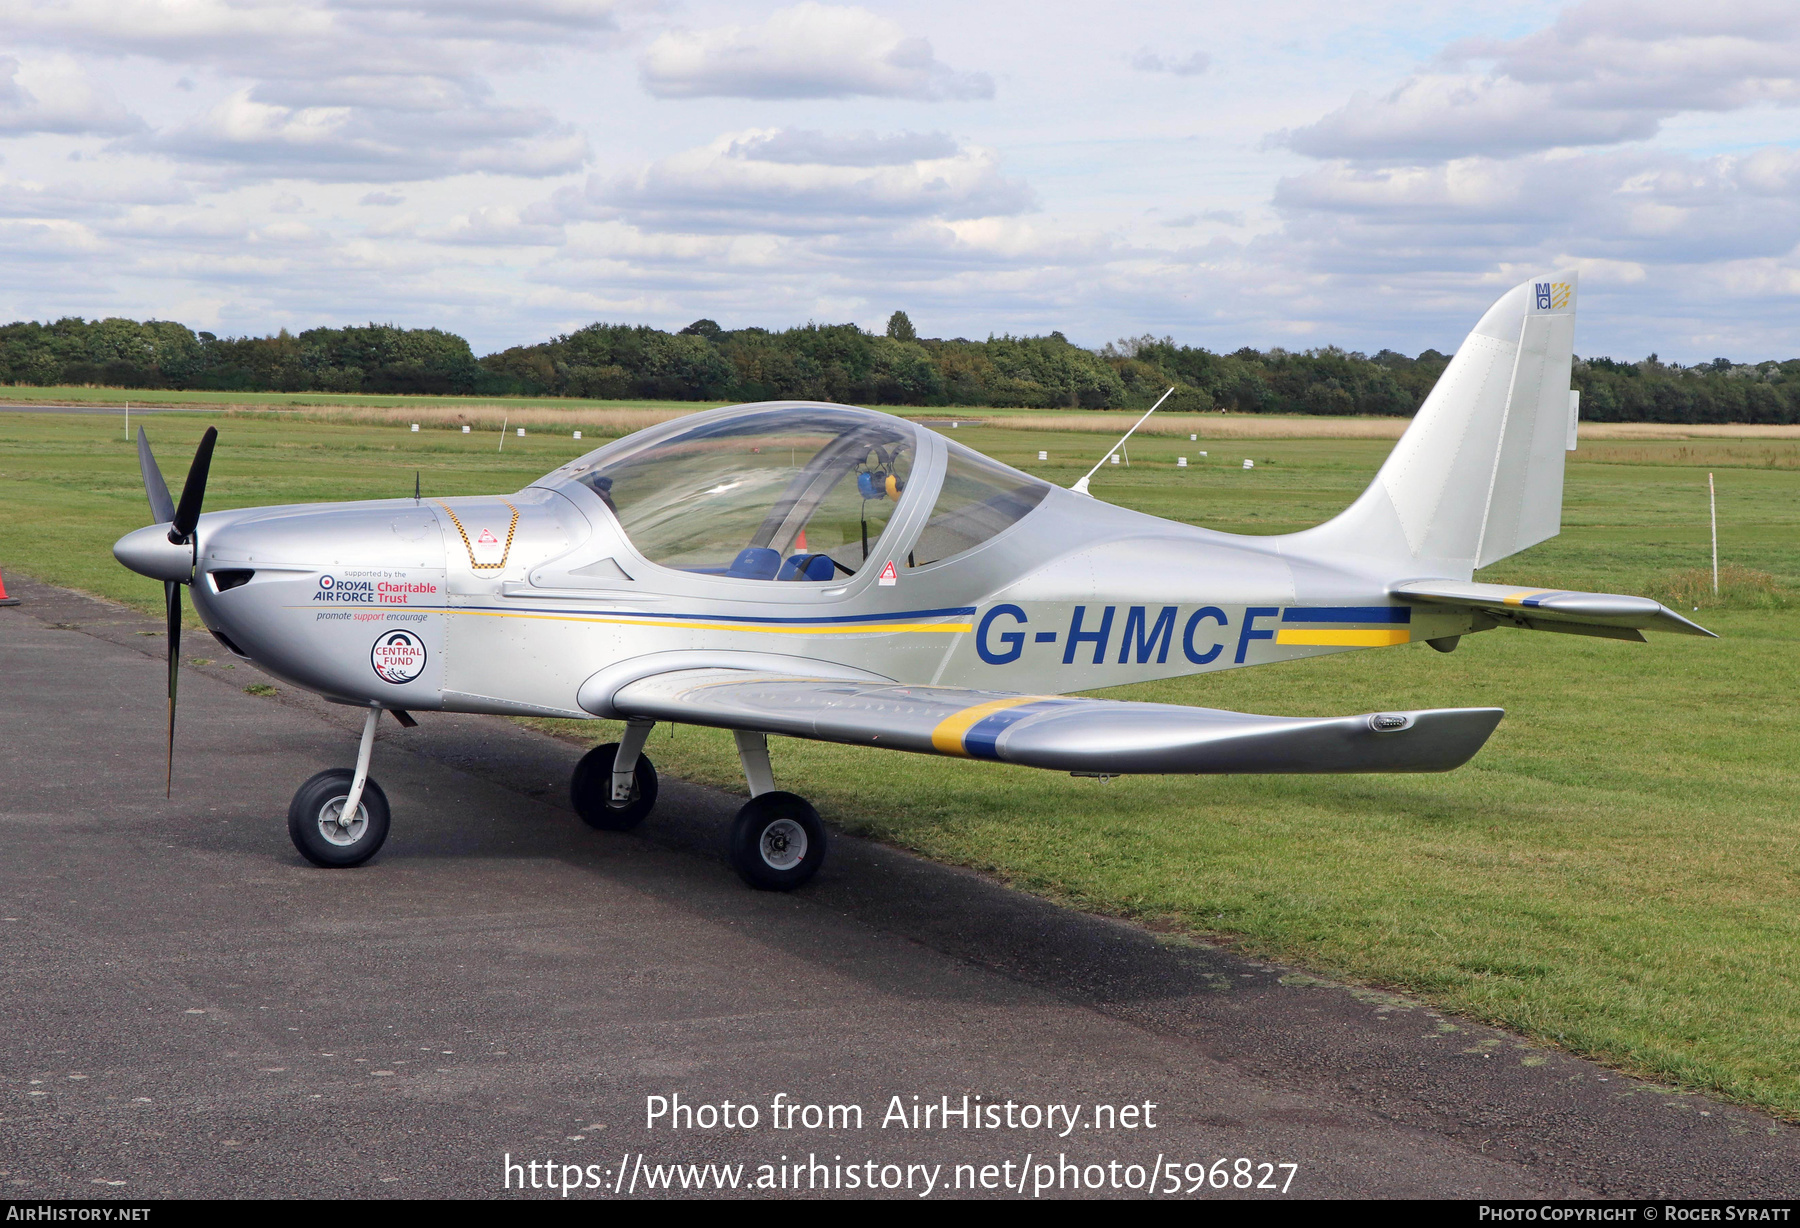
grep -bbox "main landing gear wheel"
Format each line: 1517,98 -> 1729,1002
571,742 -> 659,831
728,792 -> 827,891
288,768 -> 390,868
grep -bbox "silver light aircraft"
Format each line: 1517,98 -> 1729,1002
115,272 -> 1710,890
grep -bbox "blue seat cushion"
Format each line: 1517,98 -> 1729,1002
726,547 -> 781,580
777,553 -> 837,581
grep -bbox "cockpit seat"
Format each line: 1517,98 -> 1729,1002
776,552 -> 837,582
727,547 -> 782,580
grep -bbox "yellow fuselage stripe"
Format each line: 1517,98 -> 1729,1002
930,695 -> 1057,756
1275,628 -> 1412,647
291,606 -> 970,634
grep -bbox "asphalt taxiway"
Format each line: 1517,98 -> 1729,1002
2,577 -> 1796,1199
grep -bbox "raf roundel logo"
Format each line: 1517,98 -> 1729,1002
319,574 -> 335,589
371,629 -> 427,685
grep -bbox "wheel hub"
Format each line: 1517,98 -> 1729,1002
759,817 -> 807,871
318,796 -> 368,846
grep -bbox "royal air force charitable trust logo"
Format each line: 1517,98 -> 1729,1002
1534,282 -> 1572,311
371,629 -> 427,685
313,574 -> 439,604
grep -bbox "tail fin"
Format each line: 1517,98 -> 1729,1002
1290,272 -> 1579,578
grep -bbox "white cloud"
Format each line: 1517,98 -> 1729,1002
0,0 -> 618,61
1284,0 -> 1800,161
147,88 -> 588,182
0,56 -> 141,135
730,129 -> 959,166
1270,145 -> 1800,285
543,127 -> 1032,235
0,0 -> 608,183
638,3 -> 993,101
1129,49 -> 1210,77
0,172 -> 189,218
1282,74 -> 1658,161
436,204 -> 563,245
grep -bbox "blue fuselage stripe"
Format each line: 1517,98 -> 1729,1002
1282,606 -> 1411,624
586,604 -> 979,625
345,602 -> 978,625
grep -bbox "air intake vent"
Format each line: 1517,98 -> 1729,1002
210,569 -> 255,592
211,629 -> 251,659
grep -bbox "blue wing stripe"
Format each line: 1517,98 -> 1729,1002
962,700 -> 1081,760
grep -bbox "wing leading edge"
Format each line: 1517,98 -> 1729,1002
609,669 -> 1504,775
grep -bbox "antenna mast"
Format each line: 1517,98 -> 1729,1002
1071,386 -> 1174,497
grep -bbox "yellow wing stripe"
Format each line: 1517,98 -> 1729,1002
1501,589 -> 1557,606
1275,628 -> 1411,647
931,695 -> 1059,757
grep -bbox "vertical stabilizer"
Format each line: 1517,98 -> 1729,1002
1286,272 -> 1578,578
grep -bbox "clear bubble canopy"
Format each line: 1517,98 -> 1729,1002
546,403 -> 1050,581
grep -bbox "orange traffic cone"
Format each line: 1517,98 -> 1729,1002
0,567 -> 18,607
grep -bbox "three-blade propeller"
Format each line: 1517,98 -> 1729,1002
137,426 -> 218,797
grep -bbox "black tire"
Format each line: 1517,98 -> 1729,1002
288,768 -> 390,868
727,792 -> 826,891
571,743 -> 659,831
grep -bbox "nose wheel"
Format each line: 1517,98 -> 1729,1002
289,768 -> 390,866
289,708 -> 391,868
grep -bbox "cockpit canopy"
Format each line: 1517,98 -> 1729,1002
546,403 -> 1050,581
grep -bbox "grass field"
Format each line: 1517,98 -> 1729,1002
5,409 -> 1798,1118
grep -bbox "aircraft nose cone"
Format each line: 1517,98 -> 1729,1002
114,523 -> 193,583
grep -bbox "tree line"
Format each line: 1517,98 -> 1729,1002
3,311 -> 1796,423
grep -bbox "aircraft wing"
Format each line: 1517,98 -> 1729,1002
607,669 -> 1504,775
1391,580 -> 1715,640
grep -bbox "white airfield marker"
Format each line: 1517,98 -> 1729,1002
1710,472 -> 1719,595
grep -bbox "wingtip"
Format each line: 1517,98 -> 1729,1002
1655,603 -> 1719,638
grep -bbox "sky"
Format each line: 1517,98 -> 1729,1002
0,0 -> 1796,362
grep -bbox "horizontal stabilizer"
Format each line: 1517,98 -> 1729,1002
611,669 -> 1504,775
1391,579 -> 1715,638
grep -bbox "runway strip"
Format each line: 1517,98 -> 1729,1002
1,576 -> 1795,1199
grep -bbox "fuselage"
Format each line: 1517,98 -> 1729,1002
116,402 -> 1476,720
